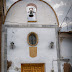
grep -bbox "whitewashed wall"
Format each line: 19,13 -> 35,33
5,0 -> 58,25
7,28 -> 58,72
60,38 -> 72,72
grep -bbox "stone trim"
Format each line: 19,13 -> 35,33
27,3 -> 37,10
1,28 -> 7,72
4,32 -> 7,72
5,25 -> 58,28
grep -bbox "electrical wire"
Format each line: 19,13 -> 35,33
60,4 -> 72,27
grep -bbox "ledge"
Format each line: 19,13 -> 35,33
59,32 -> 72,38
28,21 -> 37,22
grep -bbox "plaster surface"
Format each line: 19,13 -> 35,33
7,28 -> 58,72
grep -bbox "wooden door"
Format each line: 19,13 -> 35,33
21,63 -> 45,72
63,63 -> 71,72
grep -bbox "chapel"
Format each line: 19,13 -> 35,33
0,0 -> 72,72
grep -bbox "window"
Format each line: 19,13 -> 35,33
27,32 -> 38,46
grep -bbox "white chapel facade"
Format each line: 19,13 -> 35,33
1,0 -> 72,72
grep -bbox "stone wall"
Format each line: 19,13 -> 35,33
0,0 -> 2,71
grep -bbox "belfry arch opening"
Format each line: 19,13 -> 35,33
26,3 -> 37,22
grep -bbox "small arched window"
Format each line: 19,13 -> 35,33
27,32 -> 38,46
26,3 -> 37,22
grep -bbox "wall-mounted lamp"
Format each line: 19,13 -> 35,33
50,42 -> 54,48
10,42 -> 15,49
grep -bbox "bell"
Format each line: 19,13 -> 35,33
29,10 -> 34,17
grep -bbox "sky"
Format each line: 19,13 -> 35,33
6,0 -> 72,27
